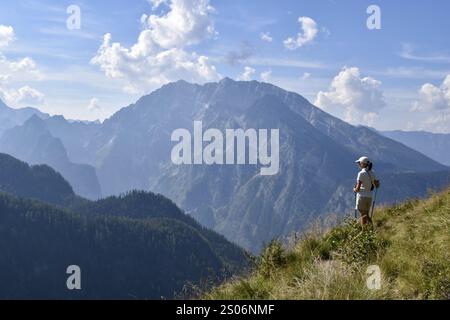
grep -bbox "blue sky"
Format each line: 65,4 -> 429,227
0,0 -> 449,132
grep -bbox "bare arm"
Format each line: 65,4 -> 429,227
354,180 -> 362,193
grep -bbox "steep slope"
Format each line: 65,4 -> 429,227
0,98 -> 48,137
0,192 -> 248,299
206,187 -> 450,300
0,153 -> 75,206
382,130 -> 450,166
79,78 -> 445,252
0,155 -> 248,299
44,115 -> 101,165
0,115 -> 102,200
153,94 -> 356,251
69,191 -> 249,271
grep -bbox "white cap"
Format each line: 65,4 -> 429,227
355,156 -> 370,164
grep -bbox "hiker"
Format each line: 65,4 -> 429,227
353,156 -> 380,225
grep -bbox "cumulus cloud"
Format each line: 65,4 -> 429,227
412,75 -> 450,111
0,26 -> 39,81
0,55 -> 42,82
1,55 -> 42,82
260,70 -> 271,82
0,25 -> 44,106
421,113 -> 450,133
283,17 -> 318,50
148,0 -> 168,10
411,75 -> 450,133
140,0 -> 216,49
0,25 -> 15,48
0,85 -> 45,106
92,0 -> 220,94
237,66 -> 255,81
315,67 -> 385,126
260,32 -> 273,43
87,97 -> 102,112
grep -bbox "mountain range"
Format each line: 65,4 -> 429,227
0,78 -> 448,252
0,114 -> 102,200
0,153 -> 248,299
382,130 -> 450,166
0,152 -> 75,205
0,98 -> 48,136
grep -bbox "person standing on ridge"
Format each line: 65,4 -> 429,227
354,156 -> 380,225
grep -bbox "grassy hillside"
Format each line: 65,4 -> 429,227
206,187 -> 450,300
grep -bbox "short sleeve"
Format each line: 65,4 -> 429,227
357,171 -> 363,181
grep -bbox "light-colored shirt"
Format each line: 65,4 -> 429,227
357,168 -> 377,198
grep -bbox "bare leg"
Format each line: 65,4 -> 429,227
359,210 -> 370,226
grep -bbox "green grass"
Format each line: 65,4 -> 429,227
205,188 -> 450,300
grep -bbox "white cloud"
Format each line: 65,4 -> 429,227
260,70 -> 271,82
421,113 -> 450,133
374,66 -> 450,80
283,17 -> 318,50
0,85 -> 45,106
237,66 -> 255,81
0,25 -> 15,48
315,67 -> 385,126
0,25 -> 45,107
410,75 -> 450,132
148,0 -> 168,10
92,33 -> 219,94
412,75 -> 450,111
0,26 -> 40,81
0,25 -> 41,81
301,72 -> 311,80
248,56 -> 325,69
399,43 -> 450,64
87,97 -> 102,112
260,32 -> 273,43
140,0 -> 216,49
0,55 -> 42,82
92,0 -> 220,94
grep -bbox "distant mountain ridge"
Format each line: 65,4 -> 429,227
0,115 -> 102,200
0,152 -> 75,205
1,79 -> 448,252
0,153 -> 248,299
0,98 -> 49,137
382,130 -> 450,166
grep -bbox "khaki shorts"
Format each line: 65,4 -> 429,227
356,196 -> 372,214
